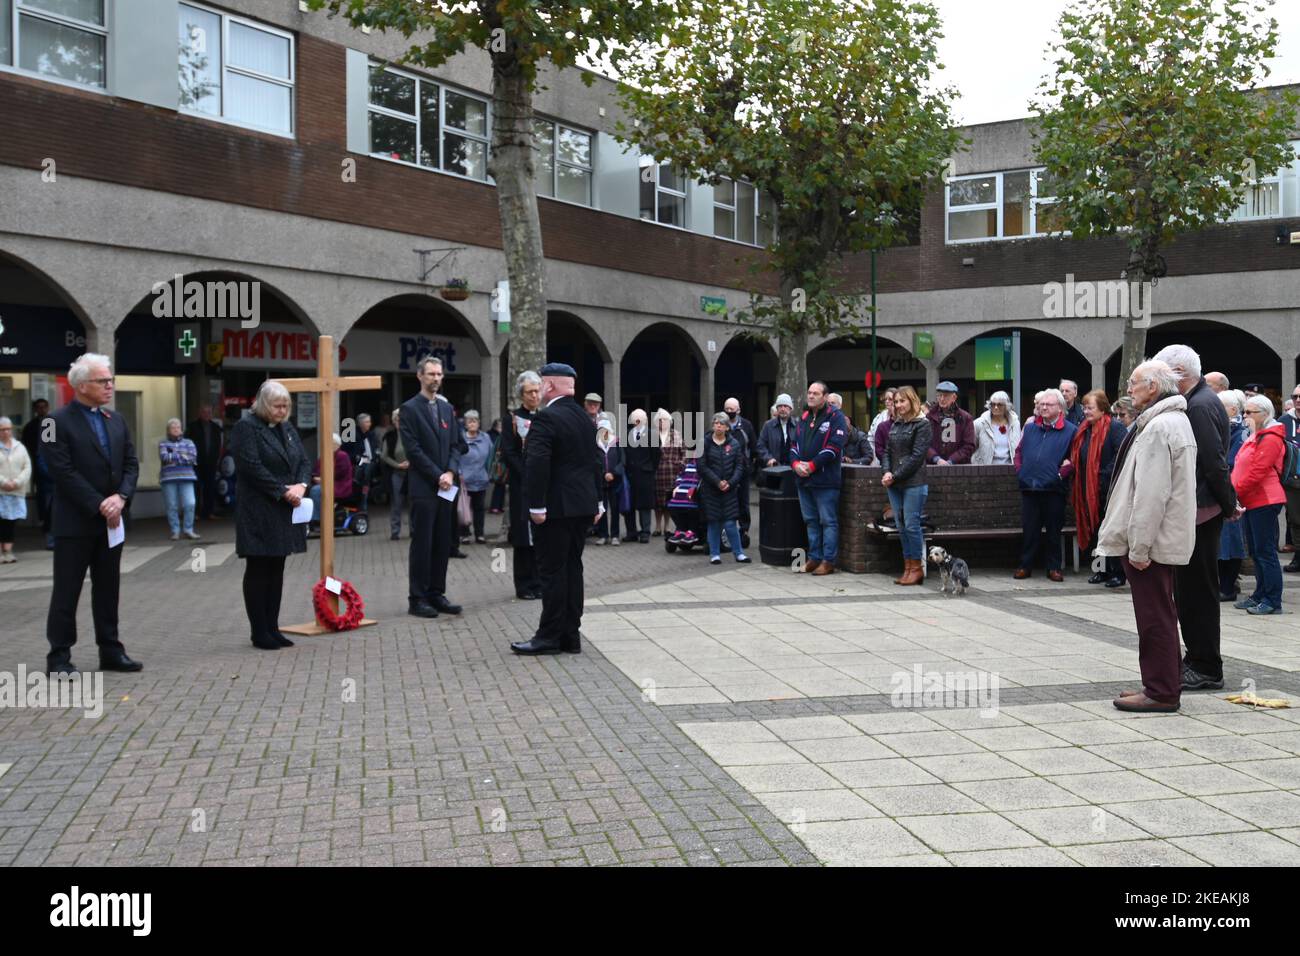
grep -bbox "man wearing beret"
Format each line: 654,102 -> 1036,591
511,363 -> 605,655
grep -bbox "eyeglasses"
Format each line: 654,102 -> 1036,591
88,377 -> 115,386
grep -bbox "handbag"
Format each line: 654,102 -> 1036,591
457,484 -> 473,527
617,474 -> 632,514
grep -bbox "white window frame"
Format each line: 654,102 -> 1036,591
3,0 -> 109,92
532,117 -> 593,207
945,168 -> 1061,244
365,60 -> 491,184
639,158 -> 687,229
712,176 -> 774,247
178,2 -> 296,138
1226,145 -> 1300,222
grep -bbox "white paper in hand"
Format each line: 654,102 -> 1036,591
437,483 -> 459,502
291,498 -> 314,524
106,521 -> 125,549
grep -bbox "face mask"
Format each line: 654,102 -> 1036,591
727,411 -> 737,421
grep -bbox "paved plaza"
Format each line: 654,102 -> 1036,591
2,508 -> 1300,867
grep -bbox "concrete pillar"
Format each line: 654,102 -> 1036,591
702,360 -> 717,417
603,359 -> 619,423
1091,361 -> 1106,393
480,348 -> 500,427
1283,354 -> 1297,405
924,362 -> 939,403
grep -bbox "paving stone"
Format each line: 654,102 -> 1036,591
724,763 -> 842,794
952,778 -> 1087,812
856,784 -> 987,817
1000,747 -> 1120,776
1168,830 -> 1300,866
1139,764 -> 1278,797
1101,797 -> 1258,838
755,789 -> 882,823
911,753 -> 1035,783
1062,839 -> 1211,867
896,812 -> 1043,853
948,846 -> 1079,866
1047,770 -> 1183,804
1201,790 -> 1300,829
1004,806 -> 1152,846
759,716 -> 862,740
798,818 -> 932,864
1224,757 -> 1300,790
822,759 -> 941,788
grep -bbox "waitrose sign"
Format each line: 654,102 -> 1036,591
213,321 -> 481,375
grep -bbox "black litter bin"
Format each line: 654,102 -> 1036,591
758,466 -> 808,567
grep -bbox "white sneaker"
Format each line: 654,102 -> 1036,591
170,532 -> 180,541
184,530 -> 201,540
610,537 -> 620,547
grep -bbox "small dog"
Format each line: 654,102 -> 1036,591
927,546 -> 971,596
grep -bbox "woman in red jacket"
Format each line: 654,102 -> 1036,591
1231,395 -> 1287,615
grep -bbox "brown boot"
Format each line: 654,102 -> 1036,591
812,561 -> 836,576
801,559 -> 822,574
893,559 -> 910,585
898,559 -> 924,586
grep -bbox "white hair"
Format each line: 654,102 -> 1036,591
166,417 -> 182,431
515,370 -> 541,397
1058,379 -> 1078,392
1218,389 -> 1245,417
629,408 -> 648,427
1133,360 -> 1181,397
252,380 -> 292,421
68,352 -> 112,387
1245,394 -> 1276,425
1035,388 -> 1067,409
463,409 -> 480,421
1152,344 -> 1202,381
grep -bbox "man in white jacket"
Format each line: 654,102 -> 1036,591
1096,360 -> 1198,713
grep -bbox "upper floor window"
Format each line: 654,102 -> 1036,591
1227,144 -> 1300,222
533,118 -> 592,205
713,177 -> 776,246
639,160 -> 686,227
946,168 -> 1060,243
1,0 -> 107,89
367,63 -> 488,181
179,3 -> 295,136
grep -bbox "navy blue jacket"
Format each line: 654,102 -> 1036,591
790,405 -> 849,489
1016,415 -> 1076,493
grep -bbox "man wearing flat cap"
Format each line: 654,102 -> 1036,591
583,392 -> 603,423
512,363 -> 605,655
927,381 -> 976,465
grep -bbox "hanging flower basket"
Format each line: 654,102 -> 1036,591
441,278 -> 470,301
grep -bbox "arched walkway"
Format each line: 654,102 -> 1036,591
0,251 -> 90,423
1104,319 -> 1282,405
808,333 -> 912,428
715,334 -> 777,421
620,322 -> 705,416
939,326 -> 1092,420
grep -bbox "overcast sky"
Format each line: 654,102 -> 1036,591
930,0 -> 1300,126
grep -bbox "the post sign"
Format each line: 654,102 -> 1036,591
700,295 -> 727,315
975,336 -> 1013,381
913,331 -> 934,360
174,323 -> 202,364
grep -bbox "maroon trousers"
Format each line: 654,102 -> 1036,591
1121,557 -> 1181,705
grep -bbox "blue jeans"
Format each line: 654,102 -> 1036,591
1244,503 -> 1284,607
162,480 -> 195,535
887,484 -> 928,560
707,519 -> 745,560
797,485 -> 840,562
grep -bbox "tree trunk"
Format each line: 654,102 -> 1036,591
1117,248 -> 1151,390
489,65 -> 547,395
776,277 -> 809,405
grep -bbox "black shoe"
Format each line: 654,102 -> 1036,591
450,551 -> 468,559
528,589 -> 544,600
250,632 -> 281,650
48,661 -> 78,677
562,633 -> 582,654
1285,561 -> 1300,573
510,638 -> 562,655
408,601 -> 439,619
99,653 -> 143,672
1220,592 -> 1240,603
621,536 -> 637,543
1181,663 -> 1224,691
1104,576 -> 1126,588
1087,572 -> 1107,584
431,595 -> 461,615
638,532 -> 650,543
273,631 -> 295,647
516,590 -> 541,600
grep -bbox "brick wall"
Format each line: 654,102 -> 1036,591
0,35 -> 772,293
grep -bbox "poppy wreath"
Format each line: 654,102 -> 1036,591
312,579 -> 365,631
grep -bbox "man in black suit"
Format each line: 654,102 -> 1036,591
511,363 -> 604,656
400,356 -> 466,619
44,354 -> 143,676
186,403 -> 223,520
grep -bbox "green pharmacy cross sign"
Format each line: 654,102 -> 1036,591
174,324 -> 201,364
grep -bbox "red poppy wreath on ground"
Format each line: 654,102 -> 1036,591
312,579 -> 365,631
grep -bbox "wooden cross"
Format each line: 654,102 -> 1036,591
278,334 -> 382,635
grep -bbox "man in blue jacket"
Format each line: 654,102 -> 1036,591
1014,387 -> 1077,581
790,381 -> 848,576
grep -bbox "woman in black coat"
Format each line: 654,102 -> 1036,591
621,408 -> 660,542
230,380 -> 310,650
697,412 -> 751,565
595,416 -> 626,546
